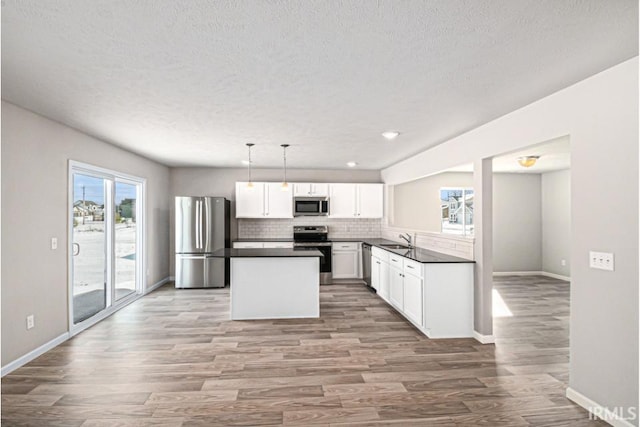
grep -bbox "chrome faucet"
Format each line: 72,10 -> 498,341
399,233 -> 413,248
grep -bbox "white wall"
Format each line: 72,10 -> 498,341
392,172 -> 472,231
392,171 -> 543,273
542,169 -> 571,277
1,102 -> 171,366
493,173 -> 542,272
381,58 -> 638,424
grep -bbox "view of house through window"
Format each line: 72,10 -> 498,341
440,187 -> 474,236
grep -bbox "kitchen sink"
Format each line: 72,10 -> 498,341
380,244 -> 410,250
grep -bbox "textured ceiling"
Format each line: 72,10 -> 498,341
2,1 -> 637,169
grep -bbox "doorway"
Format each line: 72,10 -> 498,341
68,161 -> 145,335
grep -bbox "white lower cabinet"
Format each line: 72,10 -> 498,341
233,241 -> 293,249
332,242 -> 361,279
370,248 -> 474,338
402,271 -> 423,327
423,263 -> 474,338
233,242 -> 264,249
262,242 -> 293,249
378,261 -> 390,301
389,266 -> 404,310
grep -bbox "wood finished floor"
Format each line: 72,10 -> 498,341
2,276 -> 606,426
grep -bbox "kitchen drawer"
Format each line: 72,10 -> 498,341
388,253 -> 404,267
372,246 -> 389,262
263,242 -> 293,249
233,242 -> 264,249
333,242 -> 360,251
403,259 -> 423,277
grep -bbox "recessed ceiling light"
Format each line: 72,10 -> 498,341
241,160 -> 250,165
347,161 -> 357,167
382,131 -> 400,140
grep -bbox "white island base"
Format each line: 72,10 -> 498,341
230,257 -> 320,320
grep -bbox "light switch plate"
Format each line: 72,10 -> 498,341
51,237 -> 58,250
589,251 -> 614,271
26,315 -> 35,330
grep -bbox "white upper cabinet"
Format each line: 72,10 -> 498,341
235,182 -> 292,218
264,182 -> 293,218
357,184 -> 383,218
293,183 -> 329,197
329,183 -> 383,218
236,181 -> 381,219
235,182 -> 266,218
328,184 -> 358,218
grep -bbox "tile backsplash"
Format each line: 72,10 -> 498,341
238,217 -> 382,239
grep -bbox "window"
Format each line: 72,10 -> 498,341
440,187 -> 474,236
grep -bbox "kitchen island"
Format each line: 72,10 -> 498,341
209,248 -> 323,320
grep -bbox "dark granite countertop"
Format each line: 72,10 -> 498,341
334,237 -> 474,263
233,238 -> 294,242
232,237 -> 473,263
210,248 -> 323,258
380,246 -> 473,263
365,238 -> 473,263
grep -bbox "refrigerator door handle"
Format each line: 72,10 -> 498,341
195,199 -> 201,249
199,199 -> 203,249
204,198 -> 210,251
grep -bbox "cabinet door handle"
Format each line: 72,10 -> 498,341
407,265 -> 414,269
391,259 -> 398,262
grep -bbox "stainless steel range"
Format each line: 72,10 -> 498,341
293,225 -> 332,285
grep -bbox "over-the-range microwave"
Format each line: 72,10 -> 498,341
293,197 -> 329,216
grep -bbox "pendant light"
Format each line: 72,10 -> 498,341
280,144 -> 290,191
245,143 -> 255,189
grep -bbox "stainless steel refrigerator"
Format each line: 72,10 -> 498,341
175,197 -> 230,288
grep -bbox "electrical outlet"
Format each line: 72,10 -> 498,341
589,251 -> 614,271
26,315 -> 35,330
51,237 -> 58,250
561,259 -> 566,266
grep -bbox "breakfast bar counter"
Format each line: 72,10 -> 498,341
209,248 -> 323,320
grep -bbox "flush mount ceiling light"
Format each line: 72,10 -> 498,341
346,161 -> 357,167
245,143 -> 255,188
381,131 -> 400,140
517,155 -> 540,168
280,144 -> 290,191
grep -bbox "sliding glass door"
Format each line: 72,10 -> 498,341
114,181 -> 138,301
69,162 -> 145,333
71,174 -> 108,324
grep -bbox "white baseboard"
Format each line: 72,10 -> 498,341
473,330 -> 496,344
1,332 -> 70,377
3,277 -> 171,377
145,276 -> 172,294
566,387 -> 636,427
541,271 -> 571,281
493,270 -> 542,276
493,271 -> 571,281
